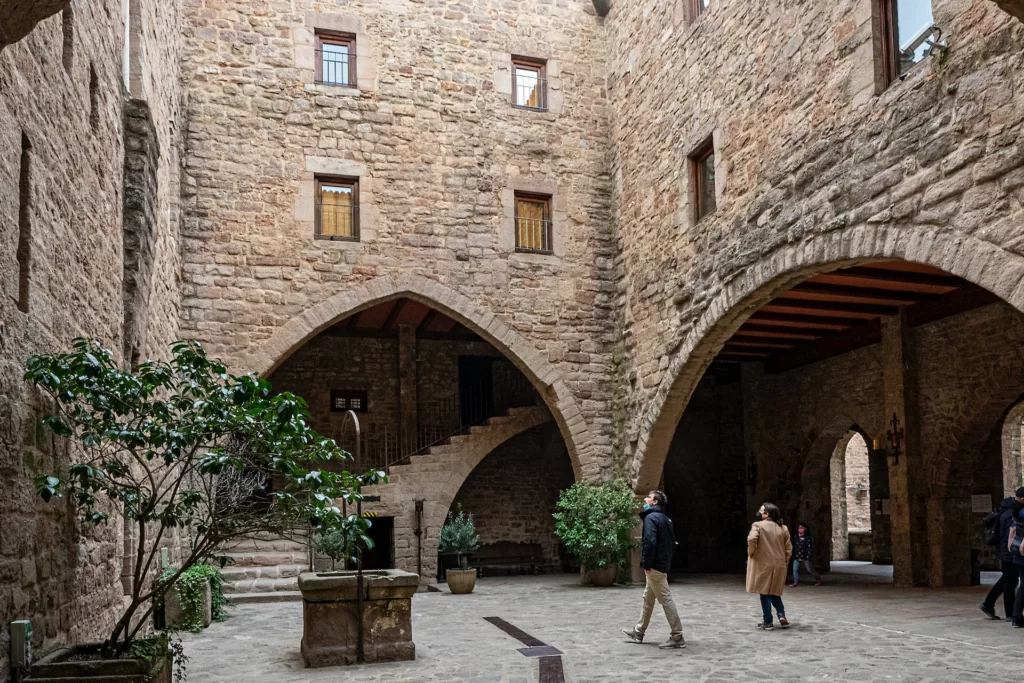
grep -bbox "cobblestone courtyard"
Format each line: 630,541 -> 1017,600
183,566 -> 1019,682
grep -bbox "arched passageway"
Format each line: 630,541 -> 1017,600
649,258 -> 1024,588
830,430 -> 874,562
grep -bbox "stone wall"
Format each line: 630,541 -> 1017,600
0,0 -> 183,674
451,422 -> 574,567
178,0 -> 619,480
845,433 -> 872,530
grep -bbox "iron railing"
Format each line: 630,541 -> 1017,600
514,216 -> 553,254
315,202 -> 359,241
336,370 -> 539,473
512,76 -> 548,111
315,49 -> 357,87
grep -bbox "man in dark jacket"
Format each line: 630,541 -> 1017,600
622,490 -> 685,649
980,488 -> 1024,621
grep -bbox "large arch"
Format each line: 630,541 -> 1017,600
630,226 -> 1024,492
238,273 -> 599,480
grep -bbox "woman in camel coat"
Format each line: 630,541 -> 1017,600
746,502 -> 792,631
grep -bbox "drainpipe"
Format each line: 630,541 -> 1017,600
414,500 -> 424,578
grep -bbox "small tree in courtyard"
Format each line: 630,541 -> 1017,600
553,481 -> 638,571
25,338 -> 384,657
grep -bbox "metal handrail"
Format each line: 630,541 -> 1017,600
315,49 -> 358,87
315,202 -> 359,240
512,76 -> 548,111
514,216 -> 553,254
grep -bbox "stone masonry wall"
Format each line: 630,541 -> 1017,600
845,433 -> 872,530
178,0 -> 619,480
452,421 -> 574,567
0,0 -> 183,675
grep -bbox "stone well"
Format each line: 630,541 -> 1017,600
298,569 -> 418,667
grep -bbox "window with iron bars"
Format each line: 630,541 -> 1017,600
331,390 -> 368,413
514,192 -> 553,254
315,31 -> 357,87
691,139 -> 716,223
512,58 -> 547,111
315,176 -> 360,241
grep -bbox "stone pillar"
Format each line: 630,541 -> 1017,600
740,363 -> 765,519
398,324 -> 418,452
880,312 -> 929,587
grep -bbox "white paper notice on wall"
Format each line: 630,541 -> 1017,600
881,499 -> 891,515
972,494 -> 993,513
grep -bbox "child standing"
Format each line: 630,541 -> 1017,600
790,522 -> 821,587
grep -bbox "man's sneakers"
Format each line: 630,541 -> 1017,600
778,617 -> 790,628
658,636 -> 686,649
757,622 -> 774,631
622,628 -> 643,644
980,603 -> 1000,620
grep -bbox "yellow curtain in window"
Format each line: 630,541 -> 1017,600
321,185 -> 353,237
516,199 -> 546,250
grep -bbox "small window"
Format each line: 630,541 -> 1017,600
331,390 -> 368,413
514,192 -> 553,254
315,32 -> 356,87
880,0 -> 934,86
512,58 -> 547,111
315,176 -> 359,241
691,139 -> 716,222
690,0 -> 710,19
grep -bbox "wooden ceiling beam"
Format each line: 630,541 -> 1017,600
747,312 -> 863,328
766,298 -> 898,316
417,309 -> 439,332
766,319 -> 882,374
905,286 -> 1000,327
383,298 -> 408,330
346,311 -> 362,330
735,324 -> 833,339
724,339 -> 798,350
789,282 -> 941,303
826,266 -> 965,288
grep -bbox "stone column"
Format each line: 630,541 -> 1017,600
398,324 -> 418,453
740,363 -> 765,519
880,311 -> 929,587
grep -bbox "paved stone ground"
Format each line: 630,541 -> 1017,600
183,564 -> 1021,682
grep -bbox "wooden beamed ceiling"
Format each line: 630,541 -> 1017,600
710,261 -> 998,377
321,298 -> 482,341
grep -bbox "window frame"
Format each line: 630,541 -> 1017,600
690,0 -> 710,20
315,31 -> 357,87
513,191 -> 553,255
330,390 -> 369,413
690,139 -> 717,223
314,175 -> 360,241
511,57 -> 547,111
879,0 -> 899,88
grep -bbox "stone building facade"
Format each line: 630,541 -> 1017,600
3,0 -> 1024,671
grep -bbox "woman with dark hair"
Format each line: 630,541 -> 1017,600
746,502 -> 793,631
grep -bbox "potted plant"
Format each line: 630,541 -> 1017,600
160,564 -> 228,632
553,481 -> 638,587
437,505 -> 480,594
22,339 -> 383,682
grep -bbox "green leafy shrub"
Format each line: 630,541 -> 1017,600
159,564 -> 228,633
25,338 -> 385,658
552,482 -> 639,571
315,523 -> 375,569
437,505 -> 480,561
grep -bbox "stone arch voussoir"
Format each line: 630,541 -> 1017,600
631,226 -> 1024,493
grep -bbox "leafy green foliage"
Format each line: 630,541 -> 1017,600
159,564 -> 228,633
437,505 -> 480,556
552,482 -> 639,570
25,338 -> 385,655
315,522 -> 375,569
128,632 -> 187,683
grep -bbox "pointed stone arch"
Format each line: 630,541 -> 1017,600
239,273 -> 599,480
630,226 -> 1024,493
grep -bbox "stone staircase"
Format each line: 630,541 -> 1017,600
221,532 -> 309,604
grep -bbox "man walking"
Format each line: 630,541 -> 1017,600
622,490 -> 685,649
980,487 -> 1024,622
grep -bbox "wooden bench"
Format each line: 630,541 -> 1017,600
470,541 -> 548,576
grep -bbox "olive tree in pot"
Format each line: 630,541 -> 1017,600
22,339 -> 383,682
553,482 -> 638,587
437,505 -> 480,594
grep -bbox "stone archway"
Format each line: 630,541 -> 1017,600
630,227 -> 1024,493
238,273 -> 599,481
1002,400 -> 1024,496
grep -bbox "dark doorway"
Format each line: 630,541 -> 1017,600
459,356 -> 495,427
361,516 -> 394,570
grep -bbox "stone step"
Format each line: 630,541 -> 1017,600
223,576 -> 299,595
224,551 -> 308,568
221,563 -> 307,581
229,590 -> 303,604
223,536 -> 308,553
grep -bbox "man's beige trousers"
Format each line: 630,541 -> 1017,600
634,569 -> 683,638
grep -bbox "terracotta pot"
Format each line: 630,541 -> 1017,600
26,644 -> 171,683
585,563 -> 618,587
446,568 -> 477,594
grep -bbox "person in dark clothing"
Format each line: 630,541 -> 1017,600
1010,505 -> 1024,628
980,488 -> 1024,621
790,522 -> 821,587
622,490 -> 685,649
